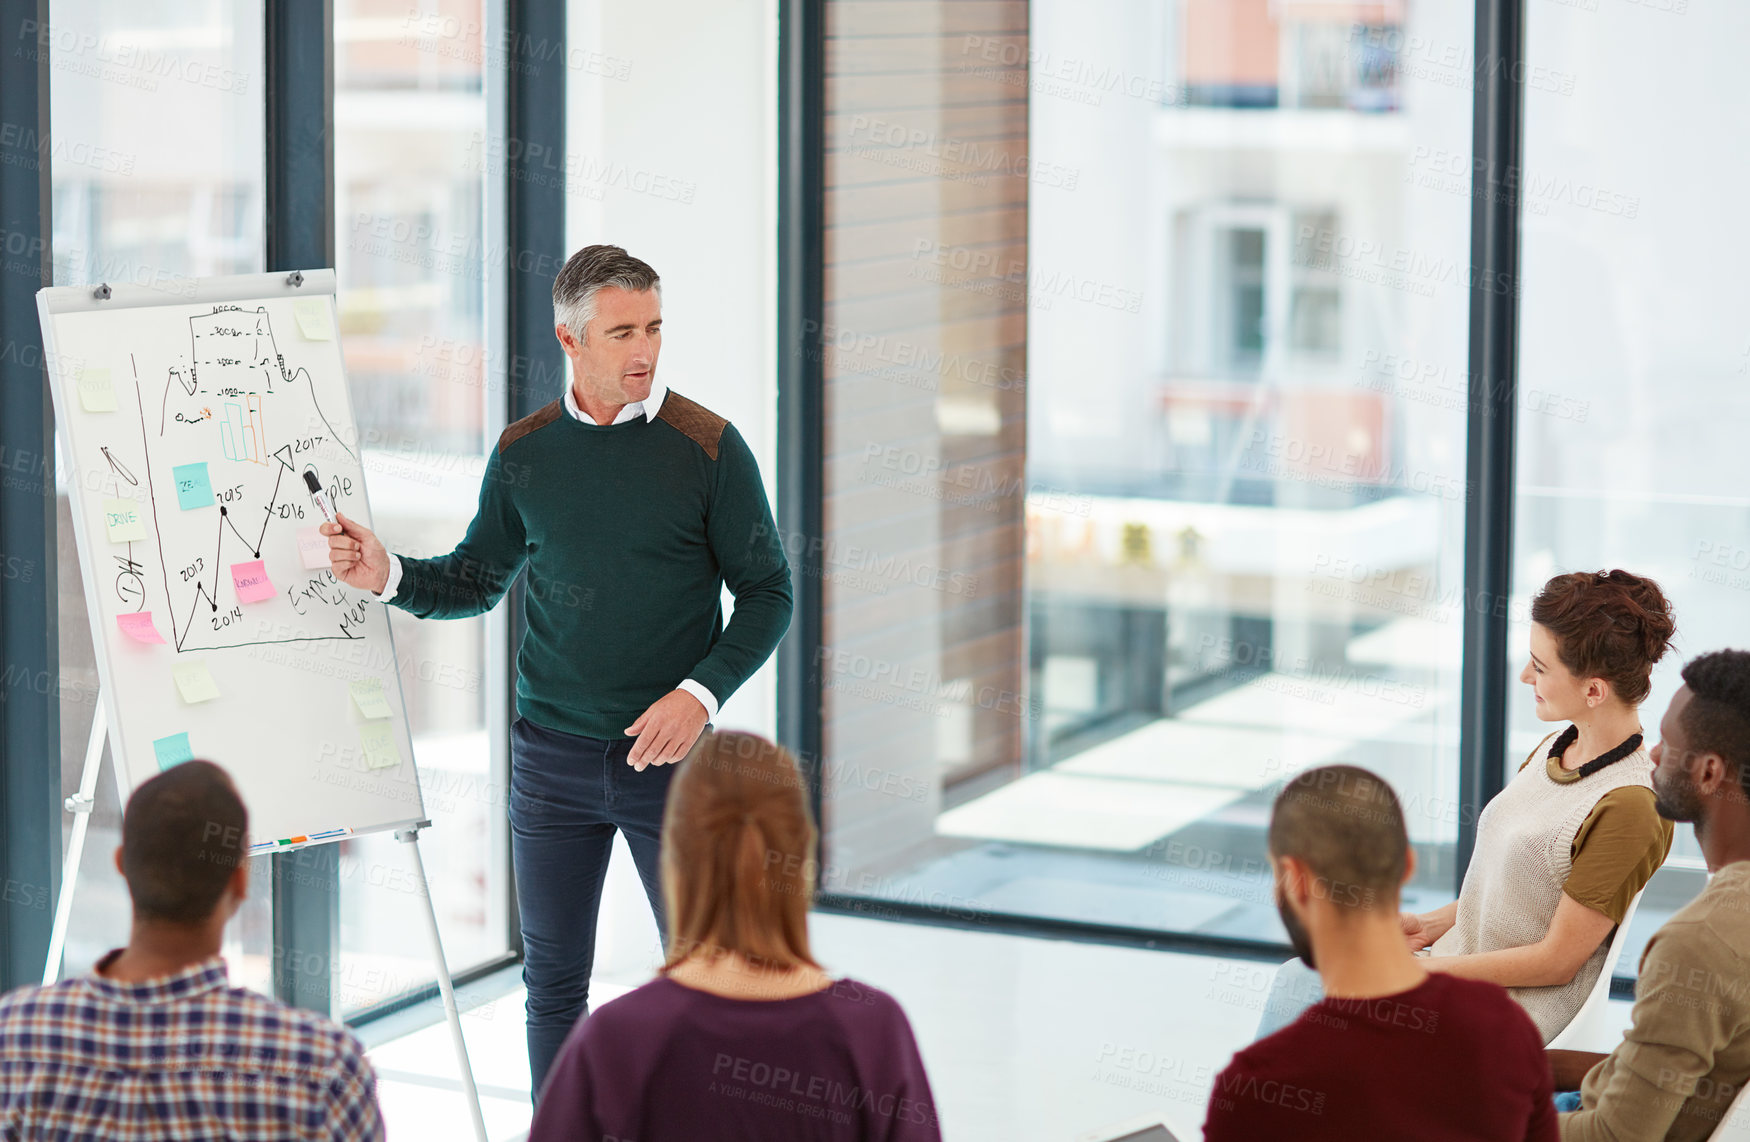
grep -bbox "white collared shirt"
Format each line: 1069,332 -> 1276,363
373,377 -> 718,721
563,377 -> 667,425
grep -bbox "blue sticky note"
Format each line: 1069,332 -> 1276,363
153,732 -> 194,772
173,462 -> 214,510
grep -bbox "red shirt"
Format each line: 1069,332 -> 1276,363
1204,973 -> 1557,1142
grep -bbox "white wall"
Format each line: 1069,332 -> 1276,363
1026,0 -> 1165,480
562,0 -> 780,975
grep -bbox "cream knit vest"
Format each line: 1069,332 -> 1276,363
1429,729 -> 1655,1043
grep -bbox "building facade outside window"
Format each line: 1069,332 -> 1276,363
818,0 -> 1476,950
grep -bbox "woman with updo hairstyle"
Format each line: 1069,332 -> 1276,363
528,730 -> 942,1141
1401,569 -> 1677,1042
1258,570 -> 1677,1045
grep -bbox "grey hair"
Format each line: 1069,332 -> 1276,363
553,244 -> 662,343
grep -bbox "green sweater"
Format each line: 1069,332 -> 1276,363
388,391 -> 793,740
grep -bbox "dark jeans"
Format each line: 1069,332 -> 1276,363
510,716 -> 676,1102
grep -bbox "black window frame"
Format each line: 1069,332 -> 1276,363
0,0 -> 559,1018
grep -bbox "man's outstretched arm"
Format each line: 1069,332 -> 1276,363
325,448 -> 527,620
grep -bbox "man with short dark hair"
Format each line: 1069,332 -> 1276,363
323,244 -> 794,1098
1204,764 -> 1557,1141
0,761 -> 383,1140
1551,649 -> 1750,1141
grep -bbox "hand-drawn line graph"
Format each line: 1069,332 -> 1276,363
42,271 -> 429,856
124,305 -> 371,653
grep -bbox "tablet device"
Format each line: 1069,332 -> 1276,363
1074,1115 -> 1183,1142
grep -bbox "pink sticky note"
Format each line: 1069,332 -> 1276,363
117,611 -> 165,644
296,525 -> 331,570
231,559 -> 277,604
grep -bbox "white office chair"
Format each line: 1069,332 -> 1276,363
1714,1079 -> 1750,1141
1547,888 -> 1645,1051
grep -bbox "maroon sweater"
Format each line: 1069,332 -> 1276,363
528,976 -> 941,1142
1204,973 -> 1558,1141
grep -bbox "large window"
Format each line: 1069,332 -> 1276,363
25,0 -> 1728,1020
48,0 -> 272,988
814,0 -> 1030,899
333,0 -> 510,1015
817,0 -> 1477,947
1513,0 -> 1750,971
40,0 -> 512,1009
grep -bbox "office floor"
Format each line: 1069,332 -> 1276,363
363,910 -> 1635,1142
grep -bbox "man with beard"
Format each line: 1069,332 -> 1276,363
1550,649 -> 1750,1141
1204,764 -> 1556,1141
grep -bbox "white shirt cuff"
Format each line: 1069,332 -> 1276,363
676,678 -> 718,722
376,553 -> 403,603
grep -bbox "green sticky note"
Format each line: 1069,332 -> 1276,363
171,659 -> 221,703
103,497 -> 147,543
153,732 -> 194,771
349,678 -> 393,719
77,367 -> 116,412
293,298 -> 333,341
358,722 -> 401,771
173,462 -> 215,510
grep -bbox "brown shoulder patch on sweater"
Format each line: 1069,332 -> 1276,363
497,399 -> 564,454
655,390 -> 727,461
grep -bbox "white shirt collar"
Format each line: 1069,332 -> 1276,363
562,378 -> 667,425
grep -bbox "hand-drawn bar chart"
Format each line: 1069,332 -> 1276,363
143,302 -> 368,653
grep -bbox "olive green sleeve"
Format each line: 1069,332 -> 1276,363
1563,786 -> 1673,925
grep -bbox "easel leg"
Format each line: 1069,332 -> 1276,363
43,703 -> 108,986
397,827 -> 489,1142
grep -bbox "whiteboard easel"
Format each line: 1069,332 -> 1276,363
36,271 -> 487,1142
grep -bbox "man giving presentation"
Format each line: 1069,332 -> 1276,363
322,244 -> 794,1099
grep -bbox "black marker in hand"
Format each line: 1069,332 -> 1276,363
304,468 -> 337,525
314,470 -> 391,595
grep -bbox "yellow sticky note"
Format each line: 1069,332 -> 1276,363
293,298 -> 332,341
349,678 -> 393,719
359,722 -> 401,770
77,368 -> 116,412
103,497 -> 147,543
172,659 -> 221,703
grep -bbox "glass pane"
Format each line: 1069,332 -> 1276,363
1516,0 -> 1745,976
48,0 -> 270,989
819,0 -> 1474,945
333,0 -> 507,1015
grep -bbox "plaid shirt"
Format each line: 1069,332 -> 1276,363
0,950 -> 383,1141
